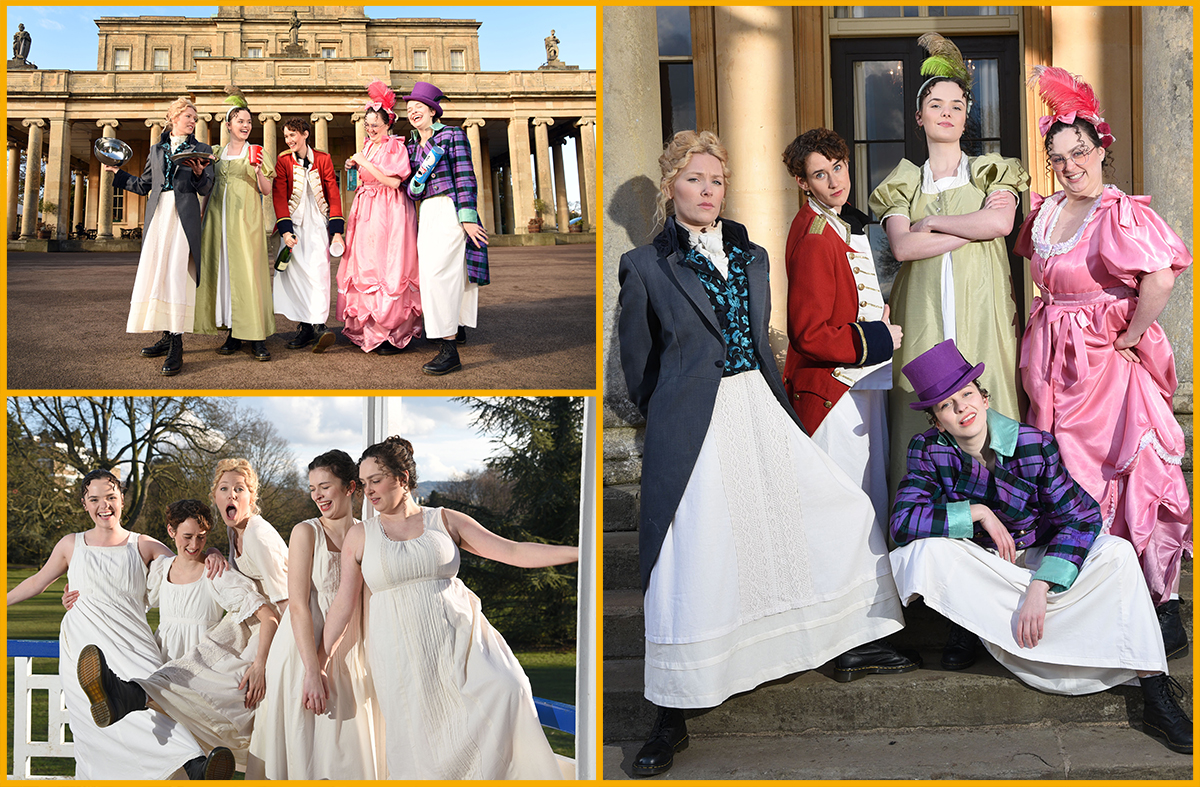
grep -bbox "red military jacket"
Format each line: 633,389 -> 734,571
272,148 -> 344,237
782,200 -> 893,434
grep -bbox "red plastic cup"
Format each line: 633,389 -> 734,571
248,144 -> 263,167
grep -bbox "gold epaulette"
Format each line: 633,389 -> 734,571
809,215 -> 827,235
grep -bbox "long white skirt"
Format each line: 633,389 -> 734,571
274,182 -> 331,324
127,192 -> 196,334
811,387 -> 890,527
645,371 -> 905,708
890,534 -> 1168,695
417,195 -> 478,338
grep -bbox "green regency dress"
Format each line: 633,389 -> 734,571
196,144 -> 276,340
869,152 -> 1028,486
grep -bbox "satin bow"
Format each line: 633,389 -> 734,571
1038,112 -> 1115,148
364,101 -> 395,123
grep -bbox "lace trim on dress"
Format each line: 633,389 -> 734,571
1114,428 -> 1185,474
1031,190 -> 1105,258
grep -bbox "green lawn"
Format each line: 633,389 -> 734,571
8,566 -> 575,775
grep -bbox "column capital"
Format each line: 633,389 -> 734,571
22,118 -> 46,129
95,119 -> 119,130
8,140 -> 21,150
461,118 -> 486,129
258,112 -> 282,124
575,116 -> 596,128
198,113 -> 213,122
351,112 -> 366,123
145,118 -> 162,128
532,117 -> 554,127
311,112 -> 334,123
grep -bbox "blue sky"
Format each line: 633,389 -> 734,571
7,6 -> 596,72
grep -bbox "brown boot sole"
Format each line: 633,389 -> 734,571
312,332 -> 336,354
204,747 -> 237,779
77,644 -> 114,727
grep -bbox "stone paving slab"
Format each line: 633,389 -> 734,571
602,722 -> 1194,779
7,244 -> 596,391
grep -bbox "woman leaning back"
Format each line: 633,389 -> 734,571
868,33 -> 1029,492
618,129 -> 915,776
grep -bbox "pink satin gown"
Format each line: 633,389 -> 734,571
1015,185 -> 1192,605
337,135 -> 422,352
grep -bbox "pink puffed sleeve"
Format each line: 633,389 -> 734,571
1013,192 -> 1047,260
373,135 -> 413,180
1097,189 -> 1193,286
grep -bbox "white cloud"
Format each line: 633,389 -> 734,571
38,19 -> 64,30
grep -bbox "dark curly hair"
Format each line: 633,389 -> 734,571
917,75 -> 973,114
79,468 -> 123,499
309,449 -> 358,490
359,436 -> 418,490
281,117 -> 311,136
1042,117 -> 1113,176
782,128 -> 850,180
166,499 -> 214,534
924,379 -> 990,426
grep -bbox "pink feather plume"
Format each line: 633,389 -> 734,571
366,80 -> 395,111
1028,65 -> 1101,118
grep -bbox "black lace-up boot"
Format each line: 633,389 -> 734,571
631,706 -> 688,777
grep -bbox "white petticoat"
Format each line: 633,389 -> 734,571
811,387 -> 890,526
644,371 -> 905,708
417,195 -> 478,338
126,191 -> 196,333
890,534 -> 1168,695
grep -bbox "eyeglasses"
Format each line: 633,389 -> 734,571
1048,146 -> 1096,171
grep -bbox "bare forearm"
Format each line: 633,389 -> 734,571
1125,270 -> 1175,340
891,230 -> 971,261
922,208 -> 1014,241
8,575 -> 53,606
500,542 -> 580,569
290,601 -> 323,673
253,606 -> 279,665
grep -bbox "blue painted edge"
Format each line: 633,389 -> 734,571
8,640 -> 577,735
8,639 -> 60,658
533,696 -> 576,735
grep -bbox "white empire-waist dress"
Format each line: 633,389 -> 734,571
644,227 -> 905,709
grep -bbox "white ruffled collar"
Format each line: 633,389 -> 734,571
685,221 -> 728,277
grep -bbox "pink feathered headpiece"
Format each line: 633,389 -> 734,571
364,80 -> 397,124
1028,65 -> 1115,148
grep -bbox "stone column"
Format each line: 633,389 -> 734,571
1143,6 -> 1193,391
19,119 -> 45,240
714,5 -> 798,360
259,112 -> 281,162
552,139 -> 571,231
7,142 -> 20,240
574,131 -> 589,231
502,162 -> 516,234
219,114 -> 230,149
480,136 -> 494,232
72,170 -> 86,233
462,119 -> 487,228
43,119 -> 74,239
492,168 -> 505,234
146,118 -> 163,148
352,112 -> 366,152
311,113 -> 333,153
196,113 -> 211,145
575,117 -> 597,231
85,158 -> 99,231
506,116 -> 534,233
602,5 -> 662,476
96,120 -> 119,240
532,117 -> 554,225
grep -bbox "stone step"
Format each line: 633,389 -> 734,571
603,484 -> 639,533
602,651 -> 1194,741
602,723 -> 1193,780
602,531 -> 639,589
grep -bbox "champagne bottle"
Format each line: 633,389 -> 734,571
274,243 -> 292,272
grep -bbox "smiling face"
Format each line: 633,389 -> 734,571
916,80 -> 968,145
668,152 -> 725,232
932,382 -> 990,444
359,456 -> 407,515
364,109 -> 390,143
406,100 -> 435,131
169,517 -> 209,563
82,479 -> 123,529
171,106 -> 198,137
309,466 -> 354,519
283,126 -> 309,155
213,471 -> 254,529
799,151 -> 850,210
1048,126 -> 1104,200
227,108 -> 252,142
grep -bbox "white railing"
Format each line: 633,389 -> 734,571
9,641 -> 73,779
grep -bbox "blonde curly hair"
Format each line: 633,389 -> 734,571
164,96 -> 198,129
654,130 -> 731,229
210,458 -> 260,515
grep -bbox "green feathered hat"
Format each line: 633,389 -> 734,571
916,33 -> 972,111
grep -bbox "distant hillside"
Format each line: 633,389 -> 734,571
414,480 -> 457,501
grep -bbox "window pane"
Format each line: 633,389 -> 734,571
656,6 -> 691,57
853,61 -> 905,141
153,50 -> 169,69
193,49 -> 207,60
840,7 -> 903,18
247,47 -> 262,58
660,62 -> 696,144
114,49 -> 130,70
967,58 -> 1000,139
451,50 -> 465,71
414,50 -> 429,70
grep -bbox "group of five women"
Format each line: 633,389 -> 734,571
8,441 -> 578,779
106,79 -> 486,378
619,32 -> 1192,774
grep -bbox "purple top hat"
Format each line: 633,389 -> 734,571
901,339 -> 986,410
402,81 -> 446,118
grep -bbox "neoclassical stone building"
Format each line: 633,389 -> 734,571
7,6 -> 597,248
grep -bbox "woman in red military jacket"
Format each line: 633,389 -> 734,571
781,128 -> 901,522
